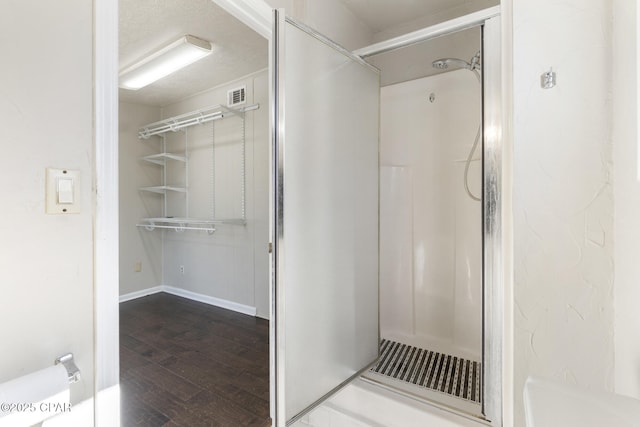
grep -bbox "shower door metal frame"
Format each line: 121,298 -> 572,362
353,6 -> 500,58
481,14 -> 504,427
272,9 -> 381,426
356,8 -> 506,427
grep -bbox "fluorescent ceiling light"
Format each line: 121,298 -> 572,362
119,35 -> 212,90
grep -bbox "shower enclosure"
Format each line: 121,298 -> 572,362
356,17 -> 502,421
261,7 -> 504,424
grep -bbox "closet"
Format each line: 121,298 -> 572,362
118,0 -> 271,423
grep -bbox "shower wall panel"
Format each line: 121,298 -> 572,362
379,166 -> 414,339
380,69 -> 482,359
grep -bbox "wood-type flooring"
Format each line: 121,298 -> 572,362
120,293 -> 271,426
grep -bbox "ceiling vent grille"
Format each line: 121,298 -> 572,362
227,86 -> 246,107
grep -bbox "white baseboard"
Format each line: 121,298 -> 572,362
119,285 -> 257,317
163,286 -> 257,316
119,286 -> 163,303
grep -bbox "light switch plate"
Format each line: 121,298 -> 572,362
46,168 -> 80,214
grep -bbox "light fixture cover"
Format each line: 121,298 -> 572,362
119,35 -> 212,90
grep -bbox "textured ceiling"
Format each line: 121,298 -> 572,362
119,0 -> 268,107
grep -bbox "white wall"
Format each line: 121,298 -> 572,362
119,102 -> 163,296
162,71 -> 269,318
612,0 -> 640,401
379,70 -> 482,360
120,70 -> 270,319
512,1 -> 614,425
0,0 -> 95,403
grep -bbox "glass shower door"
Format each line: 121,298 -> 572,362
271,9 -> 380,427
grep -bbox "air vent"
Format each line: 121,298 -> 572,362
227,86 -> 246,107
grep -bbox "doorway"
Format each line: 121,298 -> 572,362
117,0 -> 270,424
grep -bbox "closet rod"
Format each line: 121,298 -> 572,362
136,223 -> 216,233
139,103 -> 259,139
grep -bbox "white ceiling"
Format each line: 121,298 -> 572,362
338,0 -> 472,33
119,0 -> 268,107
119,0 -> 498,106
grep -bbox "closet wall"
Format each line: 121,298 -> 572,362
380,69 -> 482,360
119,69 -> 270,319
119,102 -> 163,296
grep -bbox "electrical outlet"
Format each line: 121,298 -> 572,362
134,261 -> 142,272
179,265 -> 185,275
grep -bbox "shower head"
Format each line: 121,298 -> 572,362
431,58 -> 472,70
432,52 -> 481,72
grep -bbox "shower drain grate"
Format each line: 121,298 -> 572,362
369,339 -> 481,403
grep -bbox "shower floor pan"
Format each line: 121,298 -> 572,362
363,339 -> 482,416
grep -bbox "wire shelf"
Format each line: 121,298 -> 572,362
136,217 -> 246,234
141,153 -> 187,165
137,102 -> 256,232
138,104 -> 259,139
139,186 -> 187,194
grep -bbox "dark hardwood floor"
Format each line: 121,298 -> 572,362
120,293 -> 271,427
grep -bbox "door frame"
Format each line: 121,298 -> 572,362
94,0 -> 120,425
